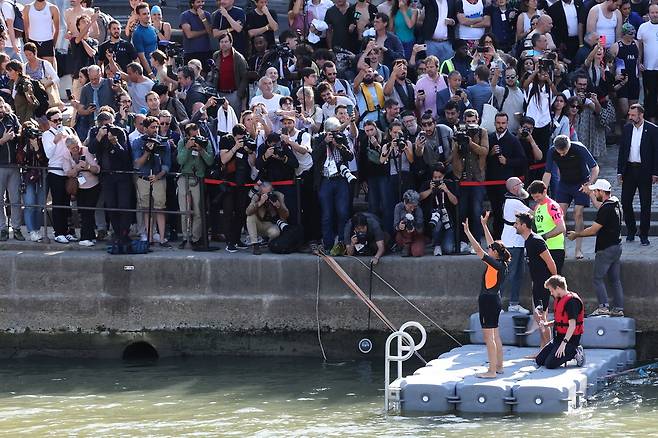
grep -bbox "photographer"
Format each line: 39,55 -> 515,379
414,111 -> 453,183
394,189 -> 425,257
452,108 -> 489,252
245,181 -> 289,255
220,124 -> 257,253
383,120 -> 415,203
132,116 -> 172,247
419,163 -> 458,256
0,101 -> 22,241
517,116 -> 546,185
312,117 -> 355,251
177,123 -> 214,249
256,132 -> 300,223
487,112 -> 528,239
359,120 -> 394,234
87,112 -> 133,246
344,212 -> 386,265
16,121 -> 47,242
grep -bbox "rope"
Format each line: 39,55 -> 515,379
316,256 -> 328,362
348,256 -> 463,348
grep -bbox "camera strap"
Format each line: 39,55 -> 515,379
499,86 -> 510,111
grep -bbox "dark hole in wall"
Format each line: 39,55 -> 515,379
122,341 -> 159,360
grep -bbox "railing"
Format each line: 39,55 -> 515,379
384,321 -> 427,416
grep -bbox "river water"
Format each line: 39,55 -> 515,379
0,356 -> 656,437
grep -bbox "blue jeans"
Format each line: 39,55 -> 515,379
501,247 -> 525,305
432,225 -> 455,254
5,46 -> 23,62
23,182 -> 47,232
426,40 -> 454,63
368,175 -> 394,234
593,244 -> 624,310
318,177 -> 350,249
459,185 -> 485,243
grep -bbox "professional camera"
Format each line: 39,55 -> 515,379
24,126 -> 41,139
354,231 -> 367,245
403,213 -> 415,232
520,127 -> 531,138
454,123 -> 479,151
332,131 -> 348,146
272,143 -> 285,157
192,135 -> 208,148
242,136 -> 257,152
267,192 -> 279,204
339,164 -> 357,183
143,136 -> 163,153
275,218 -> 289,231
394,133 -> 408,152
539,56 -> 555,72
430,179 -> 443,191
429,208 -> 451,230
158,40 -> 184,65
275,44 -> 294,59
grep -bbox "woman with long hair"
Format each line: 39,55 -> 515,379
516,0 -> 541,41
551,93 -> 571,141
463,211 -> 510,378
518,56 -> 536,83
295,85 -> 322,133
288,0 -> 315,35
151,5 -> 172,42
581,44 -> 610,157
5,60 -> 38,123
566,96 -> 581,142
389,0 -> 418,60
150,50 -> 178,91
23,42 -> 63,111
523,67 -> 557,158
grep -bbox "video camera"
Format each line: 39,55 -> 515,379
143,136 -> 163,154
158,40 -> 184,65
275,43 -> 294,59
454,123 -> 479,151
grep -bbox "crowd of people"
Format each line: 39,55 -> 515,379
0,0 -> 654,300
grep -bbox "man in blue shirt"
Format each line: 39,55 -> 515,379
542,135 -> 600,259
212,0 -> 247,55
131,2 -> 158,75
132,116 -> 173,247
466,65 -> 493,117
180,0 -> 213,73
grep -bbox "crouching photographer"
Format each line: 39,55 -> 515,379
394,189 -> 426,257
177,123 -> 215,250
419,163 -> 458,256
312,117 -> 355,251
343,212 -> 387,265
245,182 -> 289,255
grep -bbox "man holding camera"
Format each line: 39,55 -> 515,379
344,212 -> 386,265
246,181 -> 289,255
517,117 -> 545,184
394,189 -> 425,257
419,163 -> 458,256
132,116 -> 172,247
177,123 -> 214,249
452,108 -> 489,252
256,132 -> 299,222
0,104 -> 22,241
313,117 -> 355,251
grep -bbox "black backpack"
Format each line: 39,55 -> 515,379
268,224 -> 304,254
30,79 -> 50,117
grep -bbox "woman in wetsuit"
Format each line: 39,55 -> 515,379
463,211 -> 511,378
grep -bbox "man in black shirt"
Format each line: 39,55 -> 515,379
514,212 -> 558,351
98,20 -> 139,72
256,133 -> 300,223
343,212 -> 386,265
567,179 -> 624,317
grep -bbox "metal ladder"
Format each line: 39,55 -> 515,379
384,321 -> 427,415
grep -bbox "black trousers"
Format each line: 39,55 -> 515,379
47,173 -> 70,236
77,184 -> 100,241
643,70 -> 658,120
535,338 -> 578,369
486,185 -> 506,240
299,169 -> 321,241
221,186 -> 249,245
104,174 -> 133,242
564,36 -> 580,65
621,165 -> 652,238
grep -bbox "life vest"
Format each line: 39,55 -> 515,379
360,82 -> 385,113
554,292 -> 584,336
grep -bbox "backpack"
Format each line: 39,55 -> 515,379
1,0 -> 24,37
268,224 -> 304,254
30,79 -> 50,117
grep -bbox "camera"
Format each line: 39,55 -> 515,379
216,96 -> 227,106
476,46 -> 487,53
539,57 -> 554,72
394,133 -> 407,152
267,192 -> 279,205
403,213 -> 415,232
430,179 -> 443,191
520,127 -> 531,138
143,136 -> 162,153
158,40 -> 184,64
430,207 -> 451,230
354,231 -> 367,245
273,143 -> 285,157
275,218 -> 289,231
275,43 -> 294,59
339,164 -> 357,183
192,135 -> 208,148
333,131 -> 348,145
25,126 -> 41,139
454,123 -> 479,151
242,136 -> 257,152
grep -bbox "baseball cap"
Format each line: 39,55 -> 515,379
588,179 -> 612,192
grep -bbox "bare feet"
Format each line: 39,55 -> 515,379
476,371 -> 498,379
575,251 -> 584,260
496,368 -> 504,374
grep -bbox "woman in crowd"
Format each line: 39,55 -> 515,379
288,0 -> 315,36
522,67 -> 556,158
64,136 -> 101,246
582,44 -> 610,157
516,0 -> 541,41
390,0 -> 417,60
296,85 -> 323,134
23,42 -> 62,111
463,212 -> 510,378
151,50 -> 178,91
566,96 -> 581,142
551,93 -> 571,141
0,53 -> 12,103
518,56 -> 536,83
6,60 -> 37,123
17,120 -> 48,242
151,5 -> 172,42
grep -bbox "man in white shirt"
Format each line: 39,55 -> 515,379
1,0 -> 22,60
637,4 -> 658,122
249,75 -> 283,114
318,82 -> 353,121
421,0 -> 456,62
547,0 -> 582,62
491,67 -> 525,133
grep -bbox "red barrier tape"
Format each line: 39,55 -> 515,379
458,163 -> 547,187
203,178 -> 296,187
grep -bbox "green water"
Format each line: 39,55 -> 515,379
0,356 -> 656,437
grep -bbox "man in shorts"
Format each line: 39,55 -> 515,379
542,135 -> 599,259
514,212 -> 558,352
131,116 -> 172,247
529,180 -> 566,273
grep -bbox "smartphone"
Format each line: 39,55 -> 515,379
80,155 -> 86,162
65,89 -> 72,100
94,7 -> 99,13
599,35 -> 606,46
347,105 -> 354,116
621,68 -> 627,76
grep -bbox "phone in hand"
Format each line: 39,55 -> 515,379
599,35 -> 606,47
65,89 -> 72,100
347,105 -> 354,116
80,155 -> 86,162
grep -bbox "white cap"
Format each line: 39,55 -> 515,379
588,179 -> 612,192
311,19 -> 328,32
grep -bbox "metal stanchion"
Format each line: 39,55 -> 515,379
194,177 -> 219,251
40,167 -> 50,244
295,177 -> 302,226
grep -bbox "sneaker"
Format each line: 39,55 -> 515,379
65,234 -> 78,242
433,246 -> 442,256
574,345 -> 585,367
29,231 -> 41,242
178,240 -> 188,250
96,230 -> 108,241
252,244 -> 262,255
54,235 -> 69,244
459,241 -> 469,253
79,240 -> 95,247
13,229 -> 25,241
469,246 -> 476,255
589,306 -> 610,317
139,233 -> 148,242
508,304 -> 531,314
609,308 -> 625,317
225,243 -> 238,253
159,240 -> 172,248
236,240 -> 249,250
626,233 -> 635,242
153,233 -> 161,243
0,229 -> 8,241
640,237 -> 650,246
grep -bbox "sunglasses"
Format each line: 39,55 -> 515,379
570,104 -> 581,108
505,75 -> 516,79
421,122 -> 434,127
50,118 -> 63,123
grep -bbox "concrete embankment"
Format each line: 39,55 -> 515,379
0,250 -> 656,360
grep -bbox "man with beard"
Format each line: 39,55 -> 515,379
438,100 -> 461,130
567,179 -> 624,317
384,59 -> 416,112
321,61 -> 356,104
98,20 -> 139,72
414,111 -> 453,181
355,67 -> 386,128
318,82 -> 354,121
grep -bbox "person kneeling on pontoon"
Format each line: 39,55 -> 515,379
535,275 -> 586,369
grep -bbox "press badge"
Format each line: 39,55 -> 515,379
501,13 -> 506,21
77,175 -> 87,185
236,152 -> 244,159
324,156 -> 338,175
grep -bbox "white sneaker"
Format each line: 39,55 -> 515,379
469,246 -> 476,255
460,242 -> 469,253
65,234 -> 78,242
508,304 -> 531,314
139,233 -> 148,242
433,246 -> 442,256
29,231 -> 40,242
153,232 -> 161,243
54,235 -> 69,244
79,240 -> 95,247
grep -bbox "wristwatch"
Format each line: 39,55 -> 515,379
562,338 -> 569,344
